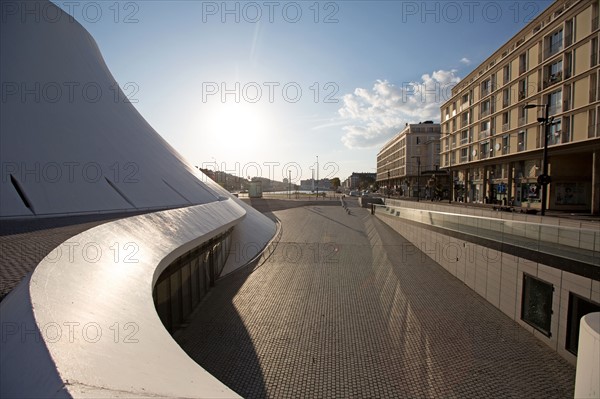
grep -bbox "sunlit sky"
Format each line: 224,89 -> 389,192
53,0 -> 553,183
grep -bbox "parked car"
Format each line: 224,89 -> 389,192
359,195 -> 384,208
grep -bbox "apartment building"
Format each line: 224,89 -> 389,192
343,172 -> 376,191
440,0 -> 600,213
376,122 -> 448,198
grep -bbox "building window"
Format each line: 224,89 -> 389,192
480,141 -> 490,159
565,18 -> 574,47
564,84 -> 572,111
460,147 -> 468,163
546,29 -> 563,58
592,37 -> 598,68
518,106 -> 527,127
502,88 -> 510,108
503,64 -> 511,85
521,274 -> 553,337
565,293 -> 600,355
517,131 -> 526,152
519,52 -> 527,74
548,90 -> 562,115
545,60 -> 563,88
502,135 -> 510,154
502,111 -> 510,132
481,79 -> 491,97
460,130 -> 469,145
480,121 -> 490,140
565,51 -> 573,79
481,99 -> 490,117
549,118 -> 562,145
589,108 -> 597,138
461,112 -> 470,127
590,72 -> 597,103
518,78 -> 527,100
461,93 -> 470,111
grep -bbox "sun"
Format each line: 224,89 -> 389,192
205,102 -> 271,157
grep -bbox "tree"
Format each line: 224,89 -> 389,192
331,177 -> 341,189
359,175 -> 375,190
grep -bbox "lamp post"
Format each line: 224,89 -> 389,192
387,170 -> 391,198
315,155 -> 319,199
524,103 -> 551,216
411,156 -> 421,202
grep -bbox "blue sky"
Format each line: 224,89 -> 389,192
52,0 -> 553,183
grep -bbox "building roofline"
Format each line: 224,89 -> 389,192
443,0 -> 576,105
377,122 -> 441,155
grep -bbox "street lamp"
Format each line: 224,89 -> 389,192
411,156 -> 421,202
524,103 -> 552,216
387,170 -> 391,198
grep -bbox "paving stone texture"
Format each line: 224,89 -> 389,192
177,200 -> 576,398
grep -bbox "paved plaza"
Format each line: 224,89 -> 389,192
177,199 -> 576,398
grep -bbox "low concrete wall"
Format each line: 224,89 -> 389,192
385,198 -> 600,231
375,207 -> 599,365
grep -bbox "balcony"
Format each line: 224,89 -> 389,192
518,90 -> 527,100
502,123 -> 510,132
549,130 -> 562,146
502,98 -> 510,108
480,108 -> 490,118
543,72 -> 563,89
478,129 -> 491,140
549,104 -> 562,116
518,116 -> 526,127
481,87 -> 490,98
593,16 -> 599,31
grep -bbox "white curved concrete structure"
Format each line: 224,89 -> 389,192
0,1 -> 276,396
0,0 -> 222,217
1,201 -> 245,398
574,312 -> 600,399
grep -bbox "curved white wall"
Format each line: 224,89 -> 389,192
1,200 -> 247,398
0,0 -> 224,217
0,1 -> 277,396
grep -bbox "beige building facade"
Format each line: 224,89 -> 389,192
440,0 -> 600,213
377,122 -> 447,198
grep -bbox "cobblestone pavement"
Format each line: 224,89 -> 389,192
0,210 -> 152,301
177,201 -> 576,398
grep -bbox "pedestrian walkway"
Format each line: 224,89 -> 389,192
176,201 -> 575,398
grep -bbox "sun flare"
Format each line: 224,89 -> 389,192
205,102 -> 271,156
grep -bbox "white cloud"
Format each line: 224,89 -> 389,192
338,70 -> 461,149
460,57 -> 471,65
